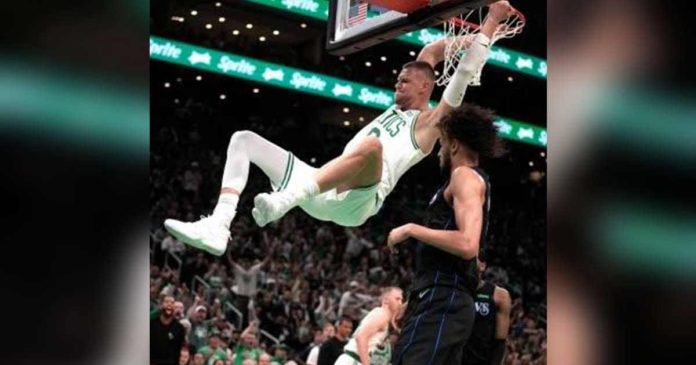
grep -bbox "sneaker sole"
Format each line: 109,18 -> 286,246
163,220 -> 225,256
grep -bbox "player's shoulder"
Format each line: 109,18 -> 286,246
451,166 -> 485,189
493,285 -> 512,306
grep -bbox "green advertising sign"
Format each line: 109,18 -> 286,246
242,0 -> 546,79
150,36 -> 546,147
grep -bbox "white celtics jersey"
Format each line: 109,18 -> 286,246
342,105 -> 427,203
343,308 -> 392,365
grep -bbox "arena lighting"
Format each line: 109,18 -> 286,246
215,2 -> 221,7
273,30 -> 280,35
300,23 -> 307,28
219,17 -> 226,23
252,88 -> 259,93
508,76 -> 514,82
195,75 -> 202,81
174,98 -> 180,104
365,61 -> 371,67
241,0 -> 546,79
220,94 -> 226,100
259,36 -> 266,42
529,161 -> 534,167
409,51 -> 416,56
246,23 -> 253,29
359,117 -> 365,122
164,82 -> 170,88
206,24 -> 212,29
380,56 -> 387,61
540,151 -> 545,157
344,121 -> 350,126
343,107 -> 350,113
232,30 -> 240,35
150,36 -> 547,147
190,10 -> 197,16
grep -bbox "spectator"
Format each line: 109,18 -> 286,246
189,303 -> 211,350
179,348 -> 191,365
151,295 -> 186,365
306,323 -> 334,365
234,321 -> 261,365
316,317 -> 353,365
227,236 -> 276,327
192,352 -> 205,365
198,333 -> 228,364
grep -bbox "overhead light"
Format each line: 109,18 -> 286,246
365,61 -> 372,67
359,117 -> 365,122
176,77 -> 182,82
540,152 -> 546,157
434,70 -> 440,76
253,88 -> 260,93
344,121 -> 351,126
273,30 -> 280,35
300,23 -> 307,28
380,56 -> 387,61
339,56 -> 345,61
215,2 -> 221,7
196,75 -> 202,81
164,82 -> 170,88
190,10 -> 198,16
170,16 -> 185,22
246,23 -> 253,29
174,98 -> 180,104
392,69 -> 397,74
259,36 -> 266,42
409,51 -> 416,56
219,17 -> 226,23
529,161 -> 534,167
206,23 -> 212,29
507,76 -> 514,82
232,30 -> 240,35
310,157 -> 317,164
343,107 -> 350,113
220,94 -> 226,100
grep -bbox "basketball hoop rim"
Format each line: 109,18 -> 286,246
449,6 -> 525,29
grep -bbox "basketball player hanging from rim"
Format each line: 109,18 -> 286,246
164,1 -> 518,256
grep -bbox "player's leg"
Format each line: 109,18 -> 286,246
252,136 -> 383,227
164,130 -> 291,255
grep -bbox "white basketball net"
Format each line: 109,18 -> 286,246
436,7 -> 525,87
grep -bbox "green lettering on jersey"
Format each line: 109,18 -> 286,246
377,112 -> 407,137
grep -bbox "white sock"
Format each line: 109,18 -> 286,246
213,193 -> 238,228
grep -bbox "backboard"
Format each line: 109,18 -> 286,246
326,0 -> 493,55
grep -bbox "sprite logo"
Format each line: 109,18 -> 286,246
150,39 -> 182,59
281,0 -> 319,13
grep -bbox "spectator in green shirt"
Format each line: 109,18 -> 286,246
198,333 -> 228,364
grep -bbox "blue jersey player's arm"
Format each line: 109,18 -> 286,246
387,166 -> 484,259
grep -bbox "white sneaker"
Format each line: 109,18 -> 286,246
164,215 -> 230,256
252,192 -> 297,227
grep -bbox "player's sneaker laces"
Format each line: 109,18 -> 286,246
164,215 -> 230,256
252,191 -> 299,227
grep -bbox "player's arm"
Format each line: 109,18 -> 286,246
354,308 -> 391,365
491,286 -> 512,365
387,167 -> 484,259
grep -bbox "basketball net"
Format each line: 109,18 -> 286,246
436,6 -> 525,87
